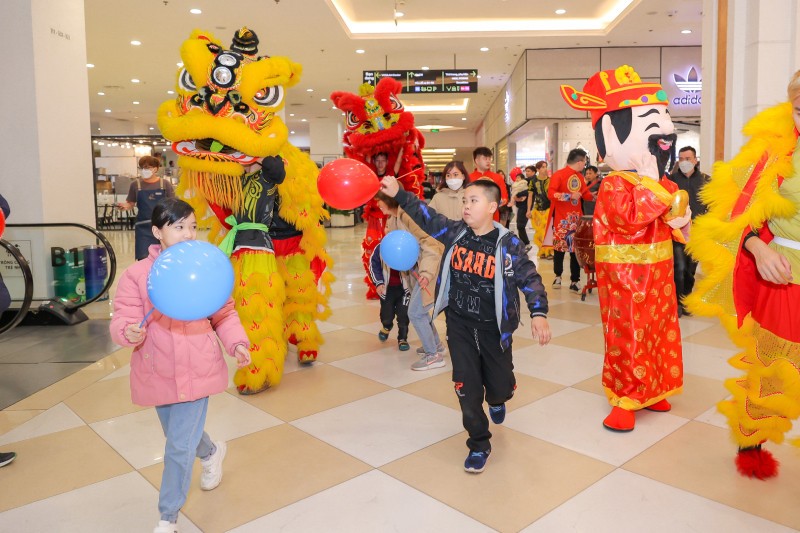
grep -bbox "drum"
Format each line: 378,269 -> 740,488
574,215 -> 595,271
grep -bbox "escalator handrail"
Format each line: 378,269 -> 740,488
0,238 -> 34,335
6,222 -> 117,311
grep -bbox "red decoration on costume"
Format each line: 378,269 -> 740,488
735,447 -> 779,479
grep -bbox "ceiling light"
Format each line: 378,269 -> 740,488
97,91 -> 105,95
177,62 -> 183,68
480,47 -> 489,52
355,49 -> 365,54
133,101 -> 140,105
290,130 -> 296,134
462,117 -> 467,121
477,75 -> 481,79
104,109 -> 111,113
331,106 -> 337,110
289,113 -> 295,117
86,63 -> 95,68
681,29 -> 692,34
395,10 -> 405,17
405,98 -> 469,113
149,127 -> 155,130
97,128 -> 101,131
421,66 -> 429,71
301,118 -> 308,122
321,98 -> 327,102
555,9 -> 567,15
167,90 -> 175,94
131,78 -> 140,83
306,88 -> 314,92
130,40 -> 141,46
189,8 -> 202,14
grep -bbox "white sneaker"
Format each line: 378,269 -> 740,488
200,440 -> 226,491
411,352 -> 446,371
153,520 -> 178,533
552,277 -> 562,289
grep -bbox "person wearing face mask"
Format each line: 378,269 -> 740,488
119,156 -> 176,260
429,160 -> 469,221
669,146 -> 709,316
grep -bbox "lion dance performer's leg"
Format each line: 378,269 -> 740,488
719,288 -> 800,478
361,201 -> 385,300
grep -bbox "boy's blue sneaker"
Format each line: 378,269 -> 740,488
398,340 -> 410,351
378,327 -> 390,341
464,449 -> 491,473
489,404 -> 506,424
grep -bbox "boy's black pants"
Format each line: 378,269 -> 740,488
380,284 -> 409,340
446,311 -> 515,453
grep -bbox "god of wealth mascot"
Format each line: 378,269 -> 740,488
158,28 -> 333,394
330,78 -> 425,299
686,72 -> 800,479
561,65 -> 691,431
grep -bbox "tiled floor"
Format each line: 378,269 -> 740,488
0,224 -> 798,532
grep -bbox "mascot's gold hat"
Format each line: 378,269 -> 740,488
561,65 -> 669,127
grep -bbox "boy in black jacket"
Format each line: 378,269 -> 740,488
379,175 -> 551,473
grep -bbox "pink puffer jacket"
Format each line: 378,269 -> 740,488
110,245 -> 249,407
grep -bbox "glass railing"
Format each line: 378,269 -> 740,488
0,238 -> 34,335
0,223 -> 117,329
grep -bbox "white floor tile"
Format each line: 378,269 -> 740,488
291,390 -> 462,467
681,342 -> 740,381
330,345 -> 450,388
100,363 -> 131,381
90,393 -> 282,469
514,317 -> 595,340
522,469 -> 795,533
504,388 -> 689,467
352,321 -> 421,342
0,472 -> 201,532
230,470 -> 494,533
327,296 -> 363,310
512,344 -> 602,386
0,403 -> 85,446
316,320 -> 346,334
678,317 -> 716,338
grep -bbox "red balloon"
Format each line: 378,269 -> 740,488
0,211 -> 5,238
318,159 -> 380,210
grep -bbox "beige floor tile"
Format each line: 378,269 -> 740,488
549,323 -> 605,354
325,305 -> 383,328
546,301 -> 603,325
624,421 -> 800,530
683,323 -> 738,350
381,427 -> 614,533
0,410 -> 43,436
233,364 -> 389,421
316,328 -> 389,362
139,425 -> 371,533
64,376 -> 146,424
6,348 -> 132,411
0,425 -> 132,512
571,373 -> 728,421
400,372 -> 564,413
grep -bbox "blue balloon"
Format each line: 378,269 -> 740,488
380,230 -> 420,271
146,240 -> 234,321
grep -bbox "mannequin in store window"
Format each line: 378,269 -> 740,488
118,156 -> 176,260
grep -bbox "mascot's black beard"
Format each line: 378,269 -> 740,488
647,133 -> 677,178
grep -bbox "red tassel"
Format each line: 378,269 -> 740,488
735,447 -> 779,479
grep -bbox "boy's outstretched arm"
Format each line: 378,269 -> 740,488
380,175 -> 459,245
508,237 -> 551,346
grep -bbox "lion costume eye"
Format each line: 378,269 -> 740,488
253,85 -> 284,107
345,111 -> 360,129
178,68 -> 196,92
388,94 -> 403,112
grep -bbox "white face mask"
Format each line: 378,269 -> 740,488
141,169 -> 155,179
446,178 -> 463,190
678,160 -> 695,174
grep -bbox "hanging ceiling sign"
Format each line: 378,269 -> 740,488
363,70 -> 478,93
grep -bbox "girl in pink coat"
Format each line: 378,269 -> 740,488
110,198 -> 251,533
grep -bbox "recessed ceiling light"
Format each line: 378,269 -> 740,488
301,118 -> 308,122
331,106 -> 337,109
480,47 -> 489,52
131,78 -> 140,83
681,29 -> 692,34
104,109 -> 111,113
149,127 -> 155,130
133,101 -> 140,105
395,11 -> 405,17
555,9 -> 567,15
167,90 -> 175,94
462,117 -> 467,121
421,66 -> 429,71
355,49 -> 365,54
290,130 -> 295,134
189,8 -> 202,14
97,128 -> 101,131
321,98 -> 327,102
86,63 -> 95,68
97,91 -> 105,95
289,113 -> 295,117
477,75 -> 481,79
130,40 -> 141,46
177,62 -> 183,68
306,88 -> 314,92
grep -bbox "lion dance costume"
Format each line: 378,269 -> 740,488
158,28 -> 333,394
561,65 -> 688,432
687,101 -> 800,478
330,78 -> 425,299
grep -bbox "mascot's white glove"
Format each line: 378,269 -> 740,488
666,206 -> 692,229
629,150 -> 660,182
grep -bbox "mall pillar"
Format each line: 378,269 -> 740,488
309,119 -> 343,166
0,0 -> 95,226
701,0 -> 800,162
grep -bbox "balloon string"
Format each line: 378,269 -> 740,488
411,269 -> 432,297
140,308 -> 155,328
396,169 -> 419,181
